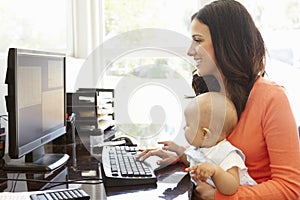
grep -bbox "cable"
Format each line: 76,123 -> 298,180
2,176 -> 103,192
0,114 -> 8,129
12,173 -> 20,192
0,177 -> 103,185
0,115 -> 8,121
8,173 -> 20,192
41,179 -> 103,191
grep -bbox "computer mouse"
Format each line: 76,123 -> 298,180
111,136 -> 136,146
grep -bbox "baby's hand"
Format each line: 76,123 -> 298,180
186,162 -> 217,182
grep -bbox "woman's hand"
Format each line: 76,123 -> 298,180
135,148 -> 179,165
158,141 -> 186,156
192,181 -> 216,200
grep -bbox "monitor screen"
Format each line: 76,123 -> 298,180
4,48 -> 69,172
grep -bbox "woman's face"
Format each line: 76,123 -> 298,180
187,19 -> 218,77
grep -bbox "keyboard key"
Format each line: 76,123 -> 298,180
68,190 -> 77,198
63,191 -> 73,199
50,193 -> 58,200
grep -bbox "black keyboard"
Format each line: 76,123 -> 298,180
30,188 -> 90,200
101,145 -> 157,187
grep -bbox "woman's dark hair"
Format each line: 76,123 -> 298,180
192,0 -> 266,118
192,72 -> 220,95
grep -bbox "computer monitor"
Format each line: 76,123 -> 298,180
4,48 -> 69,172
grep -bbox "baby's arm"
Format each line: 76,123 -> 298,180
186,162 -> 239,195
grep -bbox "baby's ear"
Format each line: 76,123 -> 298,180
202,127 -> 212,137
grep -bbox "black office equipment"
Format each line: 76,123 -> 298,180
0,134 -> 5,159
4,48 -> 69,172
110,136 -> 136,146
69,88 -> 114,135
30,188 -> 90,200
101,145 -> 158,187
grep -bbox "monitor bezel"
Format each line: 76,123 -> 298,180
5,48 -> 67,159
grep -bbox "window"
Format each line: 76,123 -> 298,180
0,0 -> 67,116
0,0 -> 67,53
104,0 -> 198,39
101,0 -> 199,87
241,0 -> 300,124
96,0 -> 199,145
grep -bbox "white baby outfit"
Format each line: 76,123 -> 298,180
185,139 -> 257,187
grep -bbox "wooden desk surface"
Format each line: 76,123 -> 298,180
0,135 -> 193,200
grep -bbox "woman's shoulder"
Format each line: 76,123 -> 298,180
250,77 -> 289,107
255,76 -> 283,88
253,76 -> 286,97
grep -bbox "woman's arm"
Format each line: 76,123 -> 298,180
214,83 -> 300,199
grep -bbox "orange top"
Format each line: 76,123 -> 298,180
215,77 -> 300,199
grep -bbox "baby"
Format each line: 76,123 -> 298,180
159,92 -> 256,195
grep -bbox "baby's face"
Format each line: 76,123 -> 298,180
183,103 -> 205,147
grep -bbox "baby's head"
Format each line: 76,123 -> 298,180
184,92 -> 237,148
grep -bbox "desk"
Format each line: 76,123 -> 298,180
0,135 -> 193,200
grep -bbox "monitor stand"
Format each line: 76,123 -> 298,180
3,146 -> 69,172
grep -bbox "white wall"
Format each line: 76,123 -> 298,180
0,54 -> 9,154
65,56 -> 85,92
0,55 -> 8,117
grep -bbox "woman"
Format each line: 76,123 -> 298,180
138,0 -> 300,199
